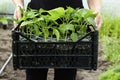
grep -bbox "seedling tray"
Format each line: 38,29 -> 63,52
12,29 -> 98,70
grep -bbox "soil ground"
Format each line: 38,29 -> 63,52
0,27 -> 111,80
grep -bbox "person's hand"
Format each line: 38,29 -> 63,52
95,13 -> 102,30
14,6 -> 22,20
13,5 -> 23,27
88,13 -> 102,31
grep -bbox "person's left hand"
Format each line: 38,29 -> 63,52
95,13 -> 102,30
88,13 -> 102,31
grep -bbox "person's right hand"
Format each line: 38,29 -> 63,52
13,6 -> 23,27
14,6 -> 22,20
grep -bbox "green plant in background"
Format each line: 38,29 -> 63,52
0,16 -> 13,29
99,65 -> 120,80
99,14 -> 120,80
100,14 -> 120,39
0,16 -> 8,24
15,7 -> 97,42
101,36 -> 120,63
99,14 -> 120,63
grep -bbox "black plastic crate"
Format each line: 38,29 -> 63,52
12,30 -> 98,70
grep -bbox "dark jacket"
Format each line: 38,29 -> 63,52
28,0 -> 84,10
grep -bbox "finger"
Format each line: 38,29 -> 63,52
13,21 -> 17,28
17,11 -> 21,19
96,19 -> 102,30
89,26 -> 94,31
95,14 -> 102,30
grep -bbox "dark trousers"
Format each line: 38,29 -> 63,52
26,69 -> 77,80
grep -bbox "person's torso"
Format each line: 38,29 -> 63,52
28,0 -> 83,10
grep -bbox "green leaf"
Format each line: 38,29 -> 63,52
66,7 -> 74,13
84,10 -> 97,19
59,23 -> 75,34
79,9 -> 88,17
26,9 -> 38,18
53,28 -> 60,41
65,7 -> 75,21
72,9 -> 83,23
19,8 -> 38,22
33,24 -> 42,36
70,32 -> 78,42
21,20 -> 34,26
87,17 -> 96,28
47,7 -> 65,20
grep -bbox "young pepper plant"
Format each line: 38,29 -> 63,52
14,7 -> 97,42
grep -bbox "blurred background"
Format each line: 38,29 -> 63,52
0,0 -> 120,16
0,0 -> 120,80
